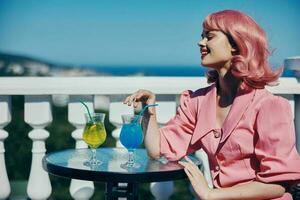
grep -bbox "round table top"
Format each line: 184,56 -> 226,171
43,147 -> 202,183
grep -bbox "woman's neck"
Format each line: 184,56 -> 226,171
216,69 -> 241,106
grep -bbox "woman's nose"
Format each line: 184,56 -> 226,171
198,38 -> 206,47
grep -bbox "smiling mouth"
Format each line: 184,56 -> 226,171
201,48 -> 210,58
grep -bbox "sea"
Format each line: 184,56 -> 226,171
88,65 -> 295,77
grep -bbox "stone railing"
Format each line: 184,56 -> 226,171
0,76 -> 300,200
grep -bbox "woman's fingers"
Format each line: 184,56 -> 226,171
179,157 -> 211,199
179,161 -> 199,187
124,94 -> 136,106
179,161 -> 195,176
179,161 -> 193,177
179,158 -> 204,178
179,159 -> 209,192
184,156 -> 203,174
123,94 -> 135,105
123,96 -> 130,104
134,90 -> 146,100
123,90 -> 156,113
183,167 -> 194,181
123,91 -> 139,106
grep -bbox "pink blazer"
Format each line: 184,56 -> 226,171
159,84 -> 300,200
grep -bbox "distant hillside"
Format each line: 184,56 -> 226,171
0,52 -> 107,76
1,52 -> 293,77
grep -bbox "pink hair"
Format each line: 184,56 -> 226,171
203,10 -> 282,89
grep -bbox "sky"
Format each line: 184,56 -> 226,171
0,0 -> 299,67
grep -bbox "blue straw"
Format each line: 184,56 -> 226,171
133,104 -> 159,123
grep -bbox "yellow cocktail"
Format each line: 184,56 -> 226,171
83,122 -> 106,148
82,112 -> 106,166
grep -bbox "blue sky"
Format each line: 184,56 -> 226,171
0,0 -> 299,67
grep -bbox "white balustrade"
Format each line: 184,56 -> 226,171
0,76 -> 299,199
195,149 -> 213,189
156,101 -> 176,125
25,95 -> 52,200
150,181 -> 174,200
68,95 -> 94,200
0,96 -> 11,199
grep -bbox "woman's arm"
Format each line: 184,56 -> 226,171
141,110 -> 160,159
124,89 -> 160,159
179,157 -> 285,200
208,181 -> 285,200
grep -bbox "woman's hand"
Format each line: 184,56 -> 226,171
179,156 -> 212,200
179,156 -> 286,200
123,89 -> 156,114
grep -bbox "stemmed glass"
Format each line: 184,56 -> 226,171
82,113 -> 107,166
120,114 -> 144,169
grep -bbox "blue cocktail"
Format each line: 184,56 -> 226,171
120,114 -> 144,169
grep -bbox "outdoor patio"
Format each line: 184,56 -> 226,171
1,76 -> 300,199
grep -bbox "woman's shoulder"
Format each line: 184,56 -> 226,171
182,84 -> 215,99
255,88 -> 291,111
179,84 -> 215,108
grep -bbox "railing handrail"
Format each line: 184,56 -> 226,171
0,76 -> 206,95
0,76 -> 299,95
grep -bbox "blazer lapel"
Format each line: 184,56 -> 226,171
220,88 -> 256,143
191,84 -> 217,145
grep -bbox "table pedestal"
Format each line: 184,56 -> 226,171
106,182 -> 139,200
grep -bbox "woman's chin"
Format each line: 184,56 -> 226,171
201,61 -> 211,68
201,60 -> 219,69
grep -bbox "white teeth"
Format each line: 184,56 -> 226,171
201,49 -> 209,55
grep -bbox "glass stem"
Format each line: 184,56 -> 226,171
91,149 -> 97,162
128,149 -> 135,167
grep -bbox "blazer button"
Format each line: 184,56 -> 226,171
214,131 -> 221,138
215,166 -> 220,171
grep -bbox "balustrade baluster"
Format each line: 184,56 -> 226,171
0,96 -> 11,199
25,95 -> 52,200
68,95 -> 94,200
150,181 -> 174,200
150,100 -> 176,200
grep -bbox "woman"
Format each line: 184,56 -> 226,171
124,10 -> 300,199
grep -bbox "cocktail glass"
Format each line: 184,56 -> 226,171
83,113 -> 107,166
120,114 -> 144,169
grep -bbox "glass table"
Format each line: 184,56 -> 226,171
42,147 -> 202,200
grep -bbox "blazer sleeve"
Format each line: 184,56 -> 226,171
255,96 -> 300,185
159,90 -> 197,161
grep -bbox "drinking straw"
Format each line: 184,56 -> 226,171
79,100 -> 94,123
133,103 -> 159,123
